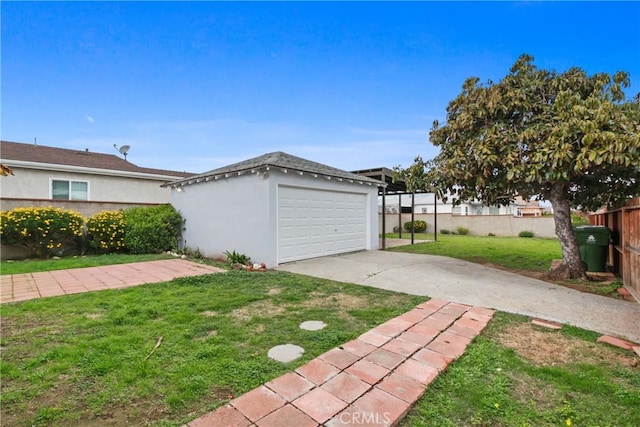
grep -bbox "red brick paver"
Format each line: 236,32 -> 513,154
345,359 -> 391,385
318,348 -> 360,370
377,372 -> 425,404
295,358 -> 341,385
293,387 -> 349,424
350,387 -> 411,425
265,372 -> 315,402
364,348 -> 405,370
255,404 -> 318,427
532,318 -> 563,330
411,348 -> 453,371
188,405 -> 251,427
321,372 -> 371,404
0,259 -> 224,304
358,330 -> 392,347
597,334 -> 637,350
230,386 -> 285,423
184,299 -> 496,427
341,339 -> 377,357
381,338 -> 422,357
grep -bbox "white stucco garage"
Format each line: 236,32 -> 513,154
166,152 -> 384,267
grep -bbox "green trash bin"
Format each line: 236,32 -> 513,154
573,226 -> 610,272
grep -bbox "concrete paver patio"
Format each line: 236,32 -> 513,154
0,259 -> 224,303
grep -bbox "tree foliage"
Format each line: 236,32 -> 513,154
410,54 -> 640,278
393,156 -> 432,193
429,54 -> 639,211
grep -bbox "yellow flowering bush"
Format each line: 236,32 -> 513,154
403,220 -> 427,233
0,207 -> 85,257
86,210 -> 126,253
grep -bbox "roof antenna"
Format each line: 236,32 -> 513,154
113,144 -> 131,161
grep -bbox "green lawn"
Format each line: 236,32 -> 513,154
3,243 -> 636,426
0,270 -> 424,426
402,312 -> 640,427
387,234 -> 562,271
0,253 -> 175,275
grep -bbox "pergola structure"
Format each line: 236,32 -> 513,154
352,167 -> 437,249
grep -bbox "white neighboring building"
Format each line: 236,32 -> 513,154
167,152 -> 383,267
381,193 -> 547,216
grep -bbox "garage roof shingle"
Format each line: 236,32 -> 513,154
167,151 -> 385,186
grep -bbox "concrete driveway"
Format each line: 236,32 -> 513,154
278,250 -> 640,343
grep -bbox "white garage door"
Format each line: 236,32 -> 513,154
278,185 -> 367,263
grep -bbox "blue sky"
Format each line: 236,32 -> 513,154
2,1 -> 639,174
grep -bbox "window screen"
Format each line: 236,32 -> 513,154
51,180 -> 88,200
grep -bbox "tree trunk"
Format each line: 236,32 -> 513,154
548,183 -> 587,280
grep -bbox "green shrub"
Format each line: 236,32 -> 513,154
86,210 -> 126,253
571,213 -> 590,226
519,230 -> 535,238
440,229 -> 450,235
0,207 -> 85,257
403,220 -> 427,233
125,205 -> 183,254
456,226 -> 469,235
224,250 -> 250,265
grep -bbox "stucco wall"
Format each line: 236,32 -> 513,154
381,213 -> 557,238
171,169 -> 379,267
1,167 -> 174,203
171,172 -> 273,265
0,198 -> 164,218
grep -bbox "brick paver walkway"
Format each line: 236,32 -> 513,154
0,259 -> 224,304
188,299 -> 495,427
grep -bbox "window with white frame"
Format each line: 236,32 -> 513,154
51,179 -> 89,200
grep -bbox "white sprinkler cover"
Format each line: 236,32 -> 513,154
299,320 -> 327,331
267,344 -> 305,363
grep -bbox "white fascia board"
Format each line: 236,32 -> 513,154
2,159 -> 184,181
165,165 -> 387,188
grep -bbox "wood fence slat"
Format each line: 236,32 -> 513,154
590,197 -> 640,298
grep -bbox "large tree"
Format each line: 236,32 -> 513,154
418,54 -> 640,279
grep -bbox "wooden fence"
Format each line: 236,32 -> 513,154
590,197 -> 640,300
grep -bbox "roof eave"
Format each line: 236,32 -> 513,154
163,163 -> 386,188
3,159 -> 186,181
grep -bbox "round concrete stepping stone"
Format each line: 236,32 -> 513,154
268,344 -> 305,363
299,320 -> 327,331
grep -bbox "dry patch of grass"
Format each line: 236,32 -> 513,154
230,300 -> 286,322
85,312 -> 104,319
304,291 -> 368,310
494,322 -> 636,367
508,373 -> 562,411
403,313 -> 640,427
201,310 -> 217,317
195,330 -> 218,341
